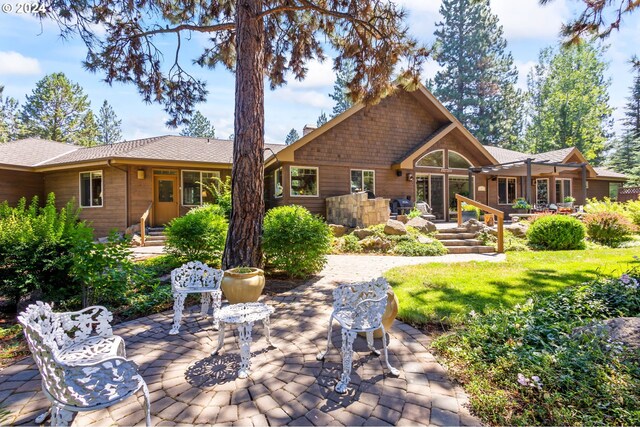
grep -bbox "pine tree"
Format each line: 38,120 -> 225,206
0,85 -> 21,143
316,112 -> 328,127
180,111 -> 216,138
96,100 -> 122,145
433,0 -> 523,148
20,73 -> 98,146
608,56 -> 640,178
285,128 -> 299,145
329,61 -> 355,117
524,41 -> 612,163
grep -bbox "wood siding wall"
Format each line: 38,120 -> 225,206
587,179 -> 624,200
0,169 -> 44,206
44,166 -> 127,237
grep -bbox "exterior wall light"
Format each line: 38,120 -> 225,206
137,169 -> 145,180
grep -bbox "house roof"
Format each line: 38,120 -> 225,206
0,138 -> 79,168
1,136 -> 286,170
593,167 -> 627,179
482,146 -> 529,164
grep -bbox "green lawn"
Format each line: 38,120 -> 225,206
384,248 -> 640,326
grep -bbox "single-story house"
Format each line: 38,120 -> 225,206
0,84 -> 627,235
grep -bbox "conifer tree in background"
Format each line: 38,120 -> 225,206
0,85 -> 21,143
329,61 -> 355,118
316,111 -> 328,127
20,73 -> 98,146
285,128 -> 299,145
180,111 -> 216,138
96,100 -> 122,145
524,41 -> 612,163
433,0 -> 523,148
608,56 -> 640,182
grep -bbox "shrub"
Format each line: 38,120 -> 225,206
0,194 -> 93,307
583,212 -> 636,247
262,205 -> 331,278
625,199 -> 640,227
433,270 -> 640,426
137,254 -> 183,276
511,198 -> 531,210
338,234 -> 362,253
526,215 -> 585,250
164,204 -> 227,264
584,197 -> 627,215
407,208 -> 421,219
201,176 -> 232,218
392,239 -> 447,256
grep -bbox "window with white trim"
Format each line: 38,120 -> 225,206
290,167 -> 318,196
274,168 -> 283,198
350,170 -> 375,193
555,178 -> 572,202
79,171 -> 103,207
498,177 -> 517,205
416,150 -> 444,167
609,182 -> 620,200
182,170 -> 221,206
448,151 -> 472,169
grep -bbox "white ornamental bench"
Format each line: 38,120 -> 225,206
18,302 -> 150,426
316,278 -> 399,393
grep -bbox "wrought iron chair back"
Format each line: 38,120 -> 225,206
171,261 -> 223,291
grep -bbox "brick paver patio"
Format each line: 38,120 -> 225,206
1,254 -> 496,426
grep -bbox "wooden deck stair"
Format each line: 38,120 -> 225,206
435,226 -> 495,254
144,227 -> 167,247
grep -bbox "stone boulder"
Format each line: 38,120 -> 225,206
384,219 -> 407,236
130,234 -> 143,247
353,228 -> 375,240
406,217 -> 437,234
329,224 -> 348,237
396,215 -> 408,224
417,235 -> 435,244
360,236 -> 392,252
505,222 -> 529,238
574,317 -> 640,354
460,219 -> 485,233
125,223 -> 141,236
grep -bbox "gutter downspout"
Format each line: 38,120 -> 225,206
107,160 -> 129,230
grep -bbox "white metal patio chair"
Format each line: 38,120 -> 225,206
415,202 -> 436,221
17,302 -> 150,427
316,278 -> 399,393
170,261 -> 223,335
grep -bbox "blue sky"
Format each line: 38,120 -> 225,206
0,0 -> 639,145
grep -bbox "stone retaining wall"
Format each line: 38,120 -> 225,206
326,192 -> 390,228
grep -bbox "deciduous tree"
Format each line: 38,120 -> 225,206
180,110 -> 216,138
96,100 -> 122,145
20,73 -> 98,146
433,0 -> 523,148
44,0 -> 426,268
524,41 -> 612,162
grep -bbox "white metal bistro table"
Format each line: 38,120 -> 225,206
211,302 -> 275,378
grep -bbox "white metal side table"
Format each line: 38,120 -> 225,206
211,302 -> 275,378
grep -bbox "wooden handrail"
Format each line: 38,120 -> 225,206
456,194 -> 504,253
140,202 -> 152,246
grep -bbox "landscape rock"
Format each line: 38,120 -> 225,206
396,215 -> 409,224
353,228 -> 375,240
574,317 -> 640,355
329,224 -> 348,237
460,219 -> 485,233
130,234 -> 143,247
406,217 -> 437,234
417,235 -> 434,244
360,236 -> 392,252
384,219 -> 407,236
505,222 -> 529,238
97,236 -> 109,243
125,223 -> 141,236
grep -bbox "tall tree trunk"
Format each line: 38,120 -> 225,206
222,0 -> 265,269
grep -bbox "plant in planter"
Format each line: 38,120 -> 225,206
461,203 -> 480,222
512,198 -> 532,213
563,196 -> 576,207
221,266 -> 265,304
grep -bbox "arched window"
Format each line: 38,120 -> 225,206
416,150 -> 444,167
448,151 -> 472,169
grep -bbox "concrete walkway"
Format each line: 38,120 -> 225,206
0,254 -> 500,426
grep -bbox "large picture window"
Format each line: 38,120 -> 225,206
274,168 -> 283,198
79,171 -> 103,207
498,177 -> 517,205
555,178 -> 572,202
182,170 -> 221,206
448,151 -> 472,169
536,179 -> 549,204
416,150 -> 444,167
290,167 -> 318,197
350,170 -> 375,193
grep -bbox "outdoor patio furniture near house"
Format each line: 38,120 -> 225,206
17,302 -> 150,427
415,202 -> 436,221
170,261 -> 223,335
316,278 -> 400,394
211,302 -> 275,379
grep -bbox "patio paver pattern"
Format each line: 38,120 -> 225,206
1,254 -> 493,426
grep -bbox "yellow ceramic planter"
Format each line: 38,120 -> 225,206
359,288 -> 399,339
221,268 -> 265,304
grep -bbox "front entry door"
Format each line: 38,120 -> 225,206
154,174 -> 178,226
416,174 -> 445,220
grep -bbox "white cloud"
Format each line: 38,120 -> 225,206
285,59 -> 336,89
270,87 -> 333,109
0,51 -> 41,75
396,0 -> 441,15
514,60 -> 536,91
492,0 -> 569,40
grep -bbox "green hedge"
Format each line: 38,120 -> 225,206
527,215 -> 585,250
